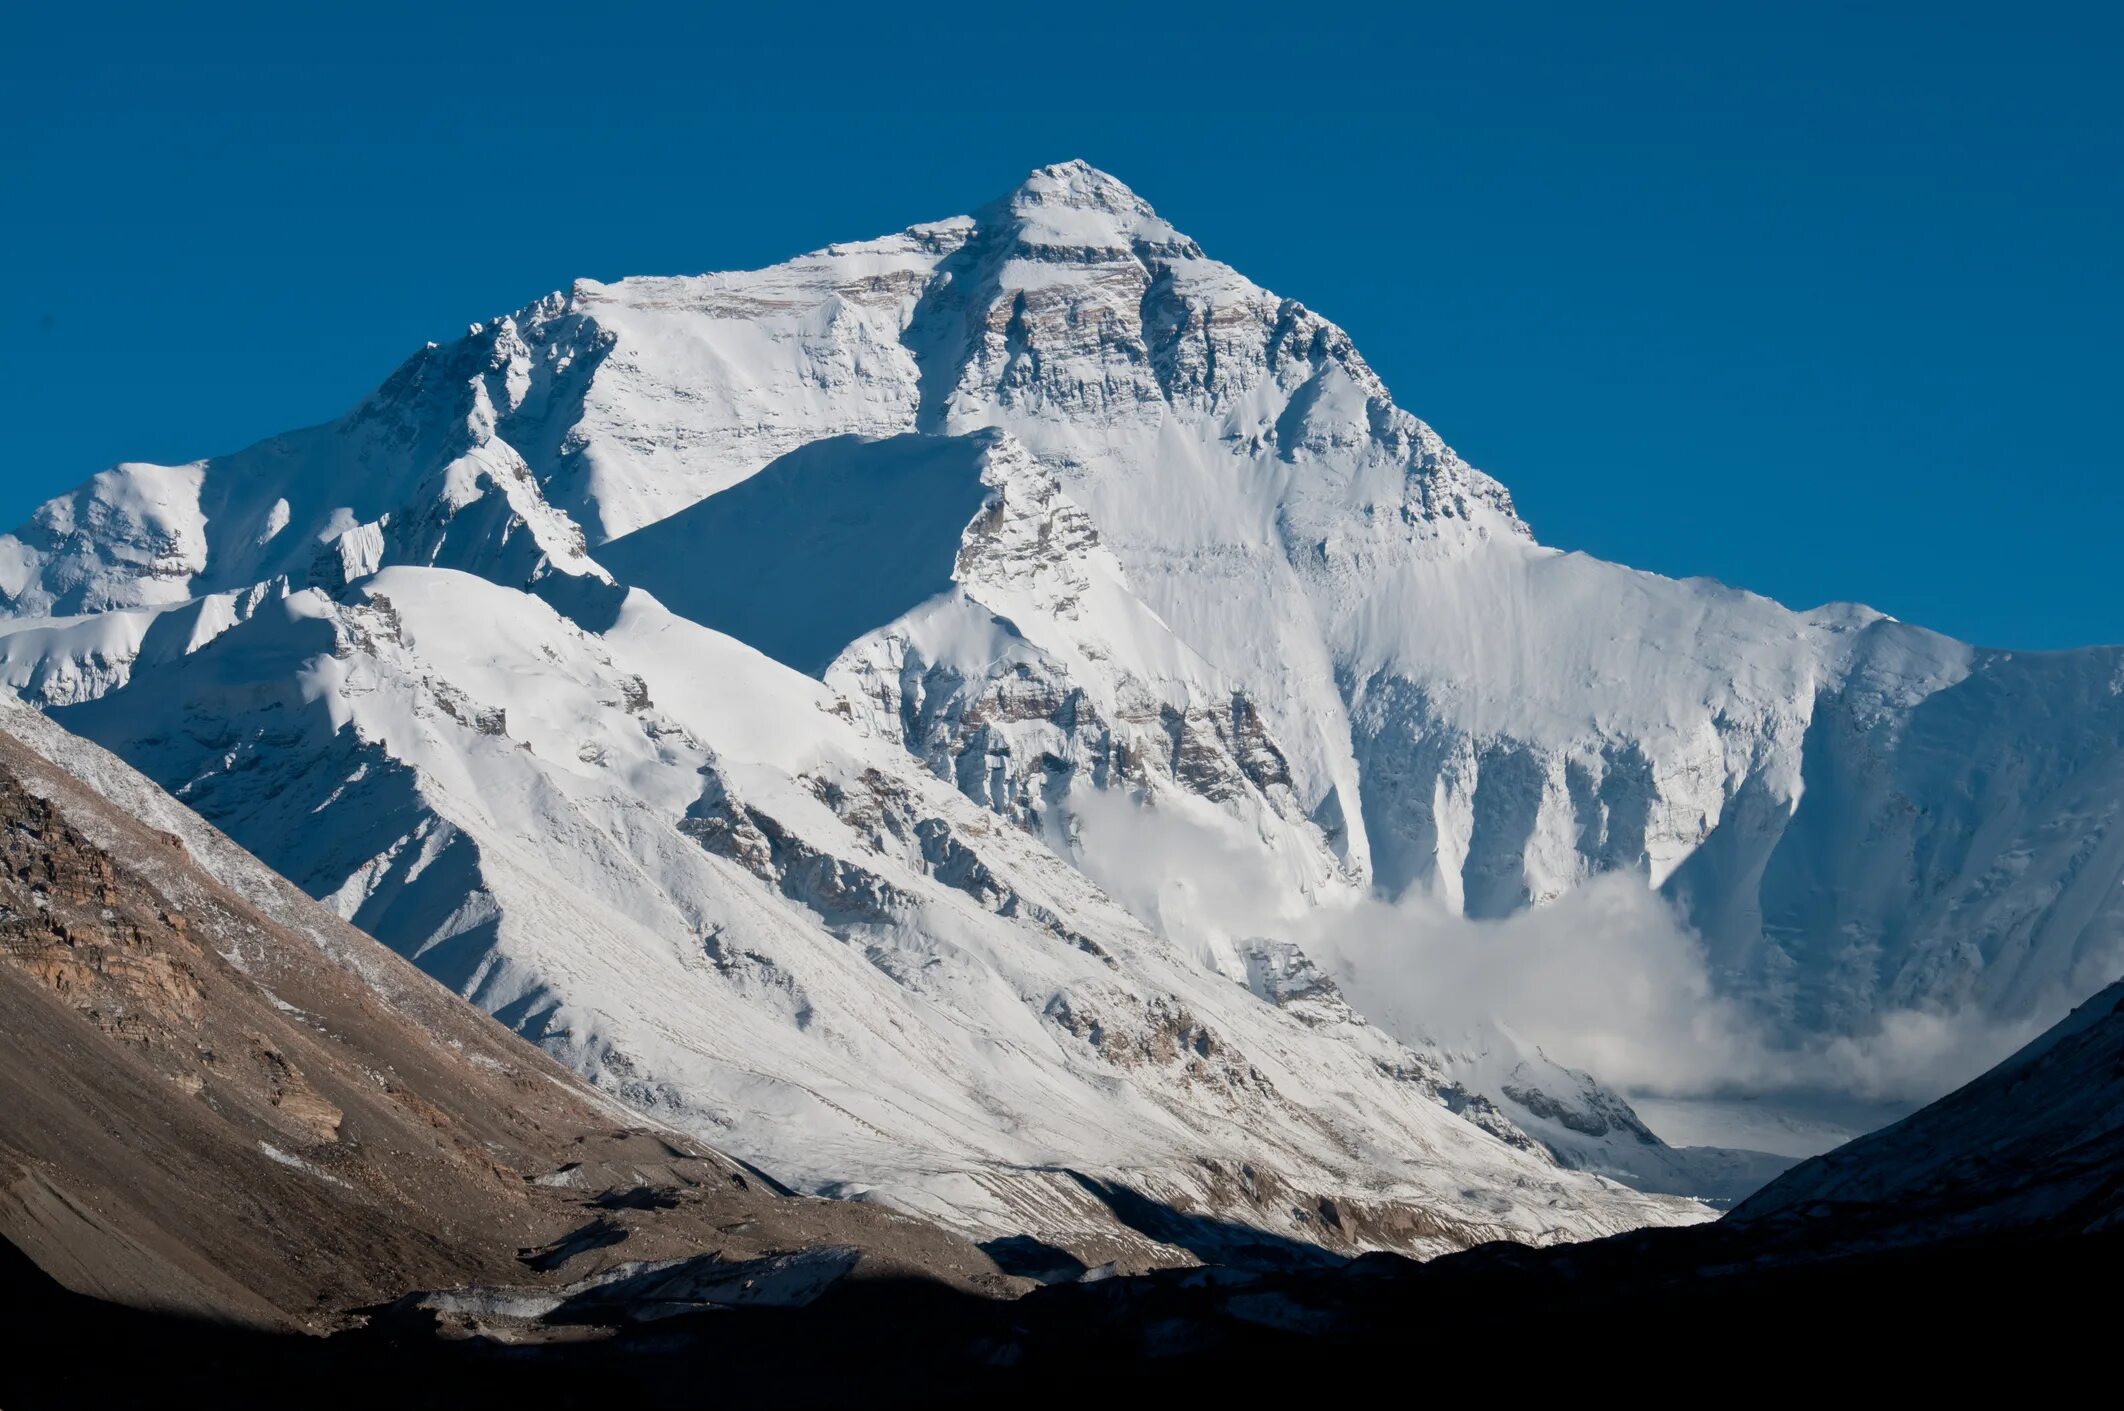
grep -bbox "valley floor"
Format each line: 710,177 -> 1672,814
1629,1092 -> 1920,1159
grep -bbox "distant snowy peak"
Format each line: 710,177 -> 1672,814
532,160 -> 1525,556
0,308 -> 607,620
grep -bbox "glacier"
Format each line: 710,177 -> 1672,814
3,160 -> 2119,1251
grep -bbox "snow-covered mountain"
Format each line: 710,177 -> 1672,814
2,161 -> 2115,1246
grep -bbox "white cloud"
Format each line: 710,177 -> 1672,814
1064,788 -> 2073,1108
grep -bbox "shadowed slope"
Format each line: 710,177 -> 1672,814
599,433 -> 995,675
1727,973 -> 2124,1243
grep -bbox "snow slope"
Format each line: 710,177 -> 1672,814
44,567 -> 1692,1252
3,160 -> 2116,1236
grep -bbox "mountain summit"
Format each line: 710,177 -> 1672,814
0,163 -> 2118,1252
983,159 -> 1197,254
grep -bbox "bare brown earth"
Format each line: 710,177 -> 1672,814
0,714 -> 1024,1334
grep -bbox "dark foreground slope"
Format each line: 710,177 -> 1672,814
8,944 -> 2116,1410
1727,975 -> 2124,1243
2,1185 -> 2113,1408
0,699 -> 1017,1337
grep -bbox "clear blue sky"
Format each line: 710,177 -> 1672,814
4,2 -> 2118,648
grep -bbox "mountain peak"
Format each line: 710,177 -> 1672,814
987,160 -> 1197,256
1011,159 -> 1143,208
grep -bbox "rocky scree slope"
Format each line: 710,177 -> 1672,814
10,970 -> 2115,1408
0,696 -> 1021,1332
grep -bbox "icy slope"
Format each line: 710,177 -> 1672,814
608,428 -> 1355,921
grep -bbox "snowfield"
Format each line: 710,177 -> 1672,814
4,161 -> 2118,1250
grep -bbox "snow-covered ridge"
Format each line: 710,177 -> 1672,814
2,160 -> 2119,1244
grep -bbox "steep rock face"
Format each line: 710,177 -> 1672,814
3,160 -> 2117,1235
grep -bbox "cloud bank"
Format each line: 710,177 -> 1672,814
1065,789 -> 2066,1107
